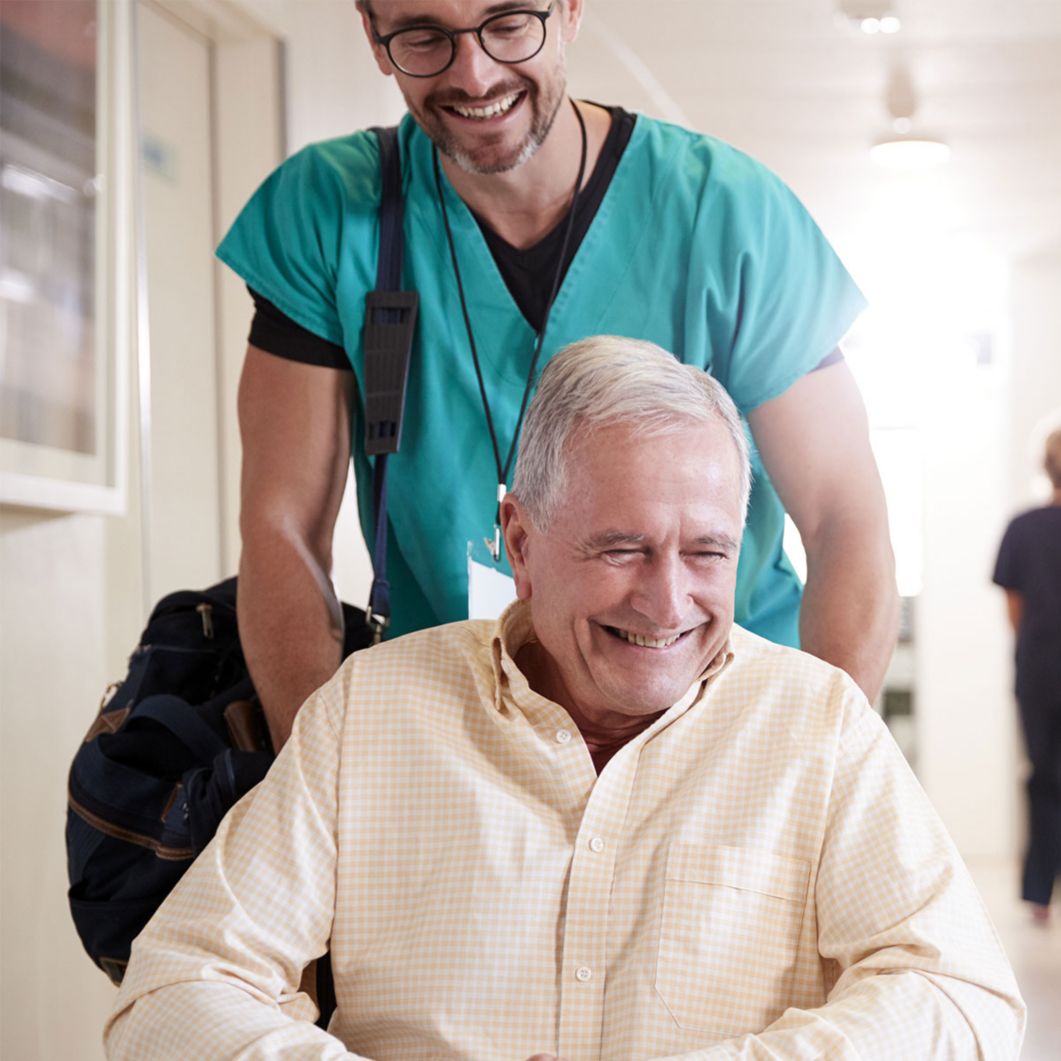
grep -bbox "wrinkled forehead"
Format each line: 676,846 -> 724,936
558,420 -> 746,526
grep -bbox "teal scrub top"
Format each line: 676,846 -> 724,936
217,112 -> 866,644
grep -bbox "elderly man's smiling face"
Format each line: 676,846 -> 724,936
503,418 -> 744,732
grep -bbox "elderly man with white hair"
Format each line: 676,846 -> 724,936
106,337 -> 1023,1060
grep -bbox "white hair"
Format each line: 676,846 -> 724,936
512,336 -> 752,527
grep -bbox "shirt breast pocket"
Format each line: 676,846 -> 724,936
655,843 -> 811,1036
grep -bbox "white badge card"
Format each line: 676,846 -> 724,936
467,539 -> 517,620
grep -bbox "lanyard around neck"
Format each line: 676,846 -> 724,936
433,100 -> 589,560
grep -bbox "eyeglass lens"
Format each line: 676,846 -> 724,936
388,11 -> 547,77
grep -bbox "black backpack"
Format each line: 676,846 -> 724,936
65,578 -> 372,983
65,124 -> 417,992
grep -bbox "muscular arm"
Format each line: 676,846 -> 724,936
747,359 -> 899,700
237,344 -> 354,748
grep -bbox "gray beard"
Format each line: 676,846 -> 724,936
428,74 -> 567,176
445,132 -> 544,176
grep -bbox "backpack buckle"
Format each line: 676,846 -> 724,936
363,290 -> 418,456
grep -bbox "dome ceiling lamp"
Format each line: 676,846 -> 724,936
870,65 -> 951,169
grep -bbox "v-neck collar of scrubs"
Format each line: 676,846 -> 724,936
403,110 -> 656,388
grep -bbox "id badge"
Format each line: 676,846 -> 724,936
467,539 -> 517,620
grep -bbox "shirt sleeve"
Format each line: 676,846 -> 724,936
652,687 -> 1026,1061
104,669 -> 365,1061
992,519 -> 1023,590
248,286 -> 351,370
216,133 -> 380,348
705,148 -> 868,413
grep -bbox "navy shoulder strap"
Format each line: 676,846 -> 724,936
364,125 -> 418,639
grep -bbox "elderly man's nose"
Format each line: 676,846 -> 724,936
633,557 -> 689,629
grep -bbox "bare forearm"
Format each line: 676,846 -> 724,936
1004,591 -> 1023,633
235,346 -> 353,747
799,518 -> 899,701
239,533 -> 344,749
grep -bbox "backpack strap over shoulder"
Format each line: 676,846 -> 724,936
130,695 -> 229,762
363,124 -> 418,640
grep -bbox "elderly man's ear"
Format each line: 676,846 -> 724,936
500,495 -> 533,601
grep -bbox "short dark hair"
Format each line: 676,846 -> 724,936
359,0 -> 566,22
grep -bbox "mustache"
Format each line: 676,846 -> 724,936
428,81 -> 529,108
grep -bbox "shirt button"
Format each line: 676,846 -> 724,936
555,729 -> 572,745
575,966 -> 592,982
589,836 -> 605,853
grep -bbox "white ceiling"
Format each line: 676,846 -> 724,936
571,0 -> 1061,261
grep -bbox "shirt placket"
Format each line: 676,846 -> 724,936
555,738 -> 642,1061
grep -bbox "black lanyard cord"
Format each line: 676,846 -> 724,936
433,99 -> 589,515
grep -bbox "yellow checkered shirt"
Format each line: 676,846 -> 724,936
106,604 -> 1024,1059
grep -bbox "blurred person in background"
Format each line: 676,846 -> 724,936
993,426 -> 1061,923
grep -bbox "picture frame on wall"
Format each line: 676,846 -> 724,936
0,0 -> 132,514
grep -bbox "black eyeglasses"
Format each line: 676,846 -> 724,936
372,4 -> 555,78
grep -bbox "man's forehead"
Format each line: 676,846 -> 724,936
368,0 -> 551,29
551,420 -> 746,533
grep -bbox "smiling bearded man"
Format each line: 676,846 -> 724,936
373,1 -> 571,174
107,338 -> 1023,1061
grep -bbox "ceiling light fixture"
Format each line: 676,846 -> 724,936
870,136 -> 951,169
836,1 -> 903,36
870,65 -> 950,169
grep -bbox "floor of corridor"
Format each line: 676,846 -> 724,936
967,858 -> 1060,1060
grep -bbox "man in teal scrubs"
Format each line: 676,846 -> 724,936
224,0 -> 899,747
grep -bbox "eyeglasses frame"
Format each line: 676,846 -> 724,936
371,3 -> 556,78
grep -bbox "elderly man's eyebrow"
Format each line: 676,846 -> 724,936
580,530 -> 740,552
692,533 -> 741,552
581,530 -> 646,550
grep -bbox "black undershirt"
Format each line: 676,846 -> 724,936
247,106 -> 637,369
247,107 -> 844,377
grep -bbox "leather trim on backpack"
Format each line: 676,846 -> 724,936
68,794 -> 194,861
83,706 -> 130,744
223,698 -> 269,753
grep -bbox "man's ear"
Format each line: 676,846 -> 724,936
559,0 -> 585,44
500,495 -> 534,601
358,3 -> 396,76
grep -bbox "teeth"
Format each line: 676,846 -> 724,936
615,629 -> 682,649
451,93 -> 519,120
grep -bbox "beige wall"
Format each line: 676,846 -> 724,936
0,2 -> 284,1057
0,509 -> 138,1060
1010,248 -> 1061,502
